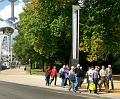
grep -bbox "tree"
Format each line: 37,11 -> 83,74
13,33 -> 41,64
22,0 -> 31,3
80,0 -> 120,66
18,0 -> 77,65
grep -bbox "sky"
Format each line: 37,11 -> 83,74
0,0 -> 23,20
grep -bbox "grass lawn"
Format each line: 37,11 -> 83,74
27,68 -> 60,77
26,67 -> 45,75
31,69 -> 45,75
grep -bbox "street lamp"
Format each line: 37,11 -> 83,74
71,1 -> 81,67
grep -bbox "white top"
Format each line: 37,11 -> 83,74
100,69 -> 107,77
86,69 -> 93,80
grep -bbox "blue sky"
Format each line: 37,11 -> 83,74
0,0 -> 23,20
0,0 -> 9,10
0,0 -> 20,11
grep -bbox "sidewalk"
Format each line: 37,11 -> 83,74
0,66 -> 120,99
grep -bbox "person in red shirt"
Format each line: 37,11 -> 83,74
50,66 -> 57,85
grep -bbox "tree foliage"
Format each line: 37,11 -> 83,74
14,0 -> 120,71
16,0 -> 76,64
80,0 -> 120,65
13,33 -> 40,64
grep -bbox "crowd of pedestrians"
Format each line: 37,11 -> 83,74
86,65 -> 114,93
45,64 -> 114,94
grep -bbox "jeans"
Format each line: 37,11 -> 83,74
61,78 -> 65,87
93,78 -> 99,93
75,77 -> 81,91
107,74 -> 114,90
69,81 -> 76,91
87,80 -> 92,89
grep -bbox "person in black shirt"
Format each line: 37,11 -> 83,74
74,64 -> 84,91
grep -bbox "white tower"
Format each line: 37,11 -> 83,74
0,0 -> 16,68
0,20 -> 14,68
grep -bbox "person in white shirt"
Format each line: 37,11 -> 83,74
86,66 -> 94,90
99,65 -> 109,92
59,65 -> 66,87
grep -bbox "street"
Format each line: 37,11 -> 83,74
0,81 -> 114,99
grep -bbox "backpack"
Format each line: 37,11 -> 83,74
69,74 -> 76,82
60,71 -> 65,78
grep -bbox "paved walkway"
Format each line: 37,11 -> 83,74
0,66 -> 120,99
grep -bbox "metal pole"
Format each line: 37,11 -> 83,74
11,2 -> 14,20
71,5 -> 80,66
72,6 -> 77,59
77,9 -> 80,59
9,0 -> 17,21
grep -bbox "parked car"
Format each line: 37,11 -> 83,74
1,62 -> 10,69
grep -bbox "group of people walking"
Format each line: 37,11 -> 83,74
45,64 -> 114,94
59,64 -> 84,92
45,66 -> 57,86
86,65 -> 114,94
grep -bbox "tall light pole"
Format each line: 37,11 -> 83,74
71,5 -> 80,67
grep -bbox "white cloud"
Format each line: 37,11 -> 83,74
0,2 -> 23,20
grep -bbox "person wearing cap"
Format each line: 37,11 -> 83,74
106,65 -> 114,90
